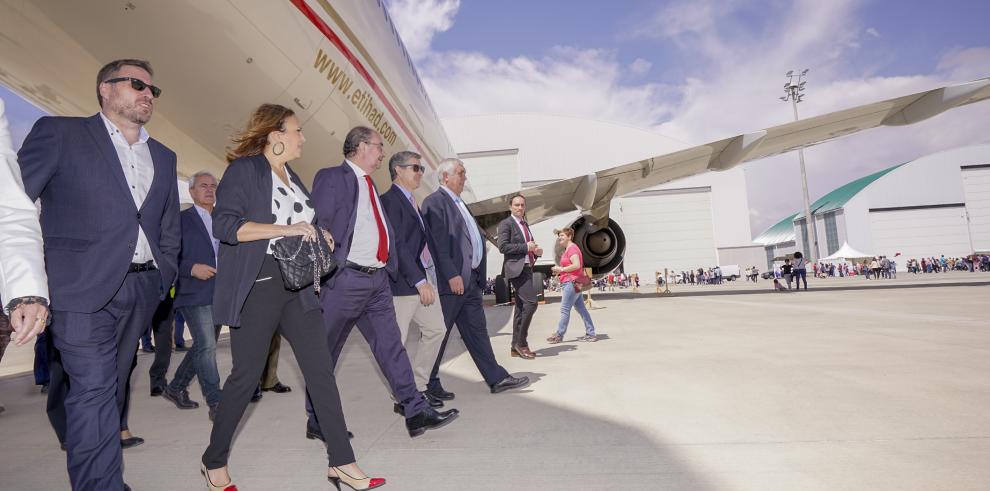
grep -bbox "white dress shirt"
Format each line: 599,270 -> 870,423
346,160 -> 390,268
0,97 -> 49,304
441,185 -> 483,269
99,112 -> 156,264
194,204 -> 220,263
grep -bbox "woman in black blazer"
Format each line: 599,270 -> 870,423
201,104 -> 384,491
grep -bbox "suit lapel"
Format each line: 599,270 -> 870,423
141,140 -> 166,212
341,162 -> 358,243
85,115 -> 134,210
190,207 -> 212,244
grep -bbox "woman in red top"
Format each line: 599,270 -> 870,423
547,228 -> 597,344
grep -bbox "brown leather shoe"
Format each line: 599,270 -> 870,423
512,346 -> 536,359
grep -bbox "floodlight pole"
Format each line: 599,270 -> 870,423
782,69 -> 819,261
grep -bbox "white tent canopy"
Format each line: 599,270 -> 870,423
821,242 -> 874,261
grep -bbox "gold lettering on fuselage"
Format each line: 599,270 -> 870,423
313,49 -> 398,146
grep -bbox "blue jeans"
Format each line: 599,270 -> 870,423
168,305 -> 222,406
556,281 -> 596,337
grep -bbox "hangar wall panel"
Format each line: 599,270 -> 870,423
868,207 -> 971,261
962,166 -> 990,251
459,150 -> 520,201
614,190 -> 716,274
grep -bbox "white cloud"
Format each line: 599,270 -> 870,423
866,27 -> 880,38
389,0 -> 990,236
384,0 -> 460,61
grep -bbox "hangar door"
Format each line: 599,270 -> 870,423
614,187 -> 717,275
869,205 -> 971,262
962,165 -> 990,251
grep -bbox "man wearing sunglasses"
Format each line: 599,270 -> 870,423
18,59 -> 179,491
378,151 -> 448,408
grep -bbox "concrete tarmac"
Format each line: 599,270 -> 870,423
1,272 -> 988,490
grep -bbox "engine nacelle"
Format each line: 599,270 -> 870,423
560,215 -> 626,277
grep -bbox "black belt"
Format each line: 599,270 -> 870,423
345,261 -> 382,275
128,261 -> 157,273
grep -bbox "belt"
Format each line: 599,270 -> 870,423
128,261 -> 157,273
345,261 -> 382,275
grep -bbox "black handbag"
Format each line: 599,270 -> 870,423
271,228 -> 338,293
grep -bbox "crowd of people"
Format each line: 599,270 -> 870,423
0,59 -> 603,491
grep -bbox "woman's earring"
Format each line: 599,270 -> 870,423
273,141 -> 285,156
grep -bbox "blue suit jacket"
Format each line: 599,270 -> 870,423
421,188 -> 487,295
18,114 -> 179,313
311,162 -> 397,289
211,154 -> 320,327
174,207 -> 216,309
379,184 -> 437,296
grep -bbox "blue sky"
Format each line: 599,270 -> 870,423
3,0 -> 989,236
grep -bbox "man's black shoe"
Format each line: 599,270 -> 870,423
120,436 -> 144,449
490,375 -> 530,394
40,383 -> 49,394
307,422 -> 354,441
250,385 -> 263,403
59,442 -> 66,451
426,386 -> 455,401
406,407 -> 459,437
422,391 -> 445,408
150,382 -> 165,397
209,404 -> 218,422
174,344 -> 189,352
262,382 -> 292,393
141,345 -> 155,353
163,387 -> 200,409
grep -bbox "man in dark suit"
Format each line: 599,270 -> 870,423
379,151 -> 447,407
18,59 -> 179,491
308,126 -> 457,438
496,195 -> 543,359
161,171 -> 223,418
421,158 -> 530,398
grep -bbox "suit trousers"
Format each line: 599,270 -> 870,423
508,265 -> 538,349
204,255 -> 354,468
260,333 -> 282,389
148,295 -> 174,388
310,267 -> 427,421
391,267 -> 446,392
48,269 -> 159,491
429,272 -> 510,390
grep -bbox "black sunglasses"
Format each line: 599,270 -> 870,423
104,77 -> 162,98
396,163 -> 425,173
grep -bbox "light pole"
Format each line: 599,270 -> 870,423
781,69 -> 819,261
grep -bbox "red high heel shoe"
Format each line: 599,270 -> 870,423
328,466 -> 385,490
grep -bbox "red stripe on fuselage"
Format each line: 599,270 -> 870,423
289,0 -> 434,167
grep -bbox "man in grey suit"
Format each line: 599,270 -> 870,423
421,158 -> 530,398
496,195 -> 543,359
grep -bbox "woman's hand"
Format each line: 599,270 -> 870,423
285,221 -> 317,241
551,266 -> 562,275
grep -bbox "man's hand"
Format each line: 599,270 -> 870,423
534,246 -> 544,257
416,282 -> 436,306
9,303 -> 49,346
191,264 -> 217,280
527,241 -> 538,252
448,275 -> 465,295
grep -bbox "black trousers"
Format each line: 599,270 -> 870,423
148,295 -> 175,388
508,266 -> 538,349
203,256 -> 354,468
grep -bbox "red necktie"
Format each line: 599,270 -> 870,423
521,220 -> 535,264
364,175 -> 388,263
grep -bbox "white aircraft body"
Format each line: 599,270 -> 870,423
2,0 -> 988,275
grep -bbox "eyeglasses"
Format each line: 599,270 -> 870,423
396,163 -> 425,173
103,77 -> 162,98
363,141 -> 384,149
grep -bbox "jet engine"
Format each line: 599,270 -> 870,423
562,215 -> 626,277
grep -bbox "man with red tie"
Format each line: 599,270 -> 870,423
307,127 -> 458,439
496,195 -> 543,359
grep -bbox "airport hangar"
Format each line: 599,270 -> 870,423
753,143 -> 990,270
441,113 -> 767,281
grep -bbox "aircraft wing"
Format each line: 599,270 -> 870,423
468,76 -> 990,235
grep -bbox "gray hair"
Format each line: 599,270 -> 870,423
343,126 -> 376,158
388,150 -> 421,180
436,158 -> 463,185
188,170 -> 217,189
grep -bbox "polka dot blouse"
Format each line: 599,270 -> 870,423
268,169 -> 316,254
